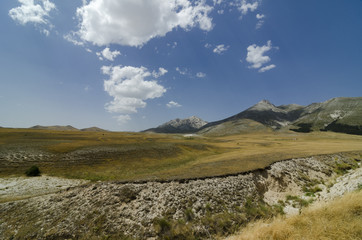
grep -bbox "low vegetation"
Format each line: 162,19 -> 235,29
229,190 -> 362,240
25,165 -> 41,177
1,128 -> 362,181
154,198 -> 285,240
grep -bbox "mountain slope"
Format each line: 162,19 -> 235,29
80,127 -> 108,132
291,97 -> 362,134
143,116 -> 208,133
198,100 -> 305,136
143,97 -> 362,136
30,125 -> 79,131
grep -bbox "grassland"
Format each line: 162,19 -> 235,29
228,190 -> 362,240
1,128 -> 362,181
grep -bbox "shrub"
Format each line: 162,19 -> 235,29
25,165 -> 41,177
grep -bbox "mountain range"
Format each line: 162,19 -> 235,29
30,125 -> 108,132
145,97 -> 362,136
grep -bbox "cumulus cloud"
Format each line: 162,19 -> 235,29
167,101 -> 182,108
9,0 -> 56,35
96,47 -> 121,61
246,40 -> 276,72
246,40 -> 271,68
9,0 -> 56,25
75,0 -> 213,47
102,65 -> 166,118
238,0 -> 259,15
152,67 -> 168,78
213,44 -> 229,54
259,64 -> 276,73
196,72 -> 206,78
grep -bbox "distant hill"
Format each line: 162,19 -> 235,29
199,97 -> 362,136
200,97 -> 362,136
143,116 -> 208,133
291,97 -> 362,134
29,125 -> 109,132
144,97 -> 361,136
198,118 -> 270,136
200,100 -> 305,132
80,127 -> 108,132
30,125 -> 79,131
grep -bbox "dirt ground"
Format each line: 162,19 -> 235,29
0,175 -> 88,202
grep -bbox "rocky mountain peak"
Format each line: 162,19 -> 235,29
143,116 -> 208,133
160,116 -> 207,129
248,99 -> 282,112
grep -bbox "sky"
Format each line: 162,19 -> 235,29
1,0 -> 362,131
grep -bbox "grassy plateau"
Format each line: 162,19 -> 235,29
1,128 -> 362,181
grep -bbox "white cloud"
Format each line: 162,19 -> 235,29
259,64 -> 275,73
152,67 -> 168,78
246,40 -> 271,68
115,114 -> 131,124
217,9 -> 224,14
196,72 -> 206,78
213,0 -> 224,5
213,44 -> 229,54
102,66 -> 166,116
256,13 -> 265,29
246,40 -> 277,72
176,67 -> 188,75
97,47 -> 121,61
167,101 -> 182,108
204,43 -> 212,48
64,33 -> 84,46
9,0 -> 56,25
238,0 -> 259,15
75,0 -> 214,47
256,13 -> 264,19
9,0 -> 56,35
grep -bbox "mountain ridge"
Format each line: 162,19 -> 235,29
144,97 -> 362,135
29,125 -> 108,132
143,116 -> 208,133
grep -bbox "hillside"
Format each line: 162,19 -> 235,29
29,125 -> 108,132
198,97 -> 362,136
143,116 -> 207,133
291,97 -> 362,134
30,125 -> 79,131
80,127 -> 108,132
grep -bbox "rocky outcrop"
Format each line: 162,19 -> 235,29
0,152 -> 360,239
143,116 -> 208,133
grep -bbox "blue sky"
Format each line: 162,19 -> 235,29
1,0 -> 362,131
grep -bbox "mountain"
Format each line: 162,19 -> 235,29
143,116 -> 208,133
80,127 -> 108,132
198,100 -> 305,136
291,97 -> 362,134
143,97 -> 362,136
30,125 -> 79,131
200,97 -> 362,136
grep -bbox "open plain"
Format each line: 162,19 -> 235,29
0,128 -> 362,239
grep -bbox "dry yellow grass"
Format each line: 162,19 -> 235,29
228,190 -> 362,240
1,128 -> 362,181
